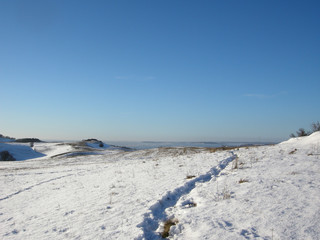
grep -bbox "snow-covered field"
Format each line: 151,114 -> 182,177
1,133 -> 320,239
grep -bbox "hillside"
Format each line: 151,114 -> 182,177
0,133 -> 319,239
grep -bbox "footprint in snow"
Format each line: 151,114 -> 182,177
240,228 -> 260,239
64,210 -> 75,216
216,220 -> 234,231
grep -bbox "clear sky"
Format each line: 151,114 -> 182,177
1,0 -> 319,142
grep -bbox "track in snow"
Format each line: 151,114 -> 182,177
136,152 -> 236,239
0,174 -> 73,202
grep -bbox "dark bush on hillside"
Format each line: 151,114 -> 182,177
83,138 -> 99,142
0,151 -> 16,161
0,134 -> 15,140
290,121 -> 320,138
15,138 -> 41,143
83,139 -> 104,148
297,128 -> 308,137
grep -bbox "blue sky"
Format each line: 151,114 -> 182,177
1,0 -> 319,142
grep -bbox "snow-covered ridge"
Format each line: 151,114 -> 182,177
280,131 -> 320,148
0,133 -> 320,239
0,140 -> 130,161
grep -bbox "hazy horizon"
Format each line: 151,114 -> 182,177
2,134 -> 280,144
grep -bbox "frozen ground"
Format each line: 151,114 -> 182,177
0,133 -> 320,239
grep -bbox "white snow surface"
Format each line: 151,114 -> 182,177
1,133 -> 320,239
0,143 -> 45,161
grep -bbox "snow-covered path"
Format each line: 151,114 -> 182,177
164,134 -> 320,240
136,153 -> 236,239
0,146 -> 233,239
1,133 -> 320,239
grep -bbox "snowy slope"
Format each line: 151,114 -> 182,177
0,143 -> 45,161
0,133 -> 320,239
280,131 -> 320,148
0,138 -> 15,143
0,141 -> 119,161
165,134 -> 320,239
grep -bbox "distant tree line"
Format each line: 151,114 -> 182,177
290,121 -> 320,138
15,138 -> 42,143
0,134 -> 15,140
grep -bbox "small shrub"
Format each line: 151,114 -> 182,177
290,121 -> 320,138
297,128 -> 308,137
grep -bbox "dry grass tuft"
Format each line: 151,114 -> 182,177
186,175 -> 196,179
289,149 -> 297,154
222,186 -> 232,200
232,156 -> 239,169
207,146 -> 240,153
223,190 -> 231,200
186,202 -> 197,208
161,219 -> 179,238
239,178 -> 249,183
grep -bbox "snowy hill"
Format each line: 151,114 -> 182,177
0,133 -> 320,239
280,131 -> 320,148
0,143 -> 45,161
0,140 -> 119,161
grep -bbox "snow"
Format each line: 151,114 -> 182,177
0,143 -> 45,161
280,131 -> 320,148
1,133 -> 320,239
0,138 -> 15,143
